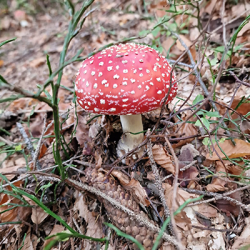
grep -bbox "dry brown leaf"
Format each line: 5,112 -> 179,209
75,113 -> 94,155
0,181 -> 32,224
176,35 -> 196,60
163,183 -> 193,224
173,123 -> 198,148
43,224 -> 65,248
111,170 -> 150,206
206,161 -> 227,192
29,57 -> 45,68
19,230 -> 36,250
152,144 -> 175,174
206,139 -> 250,160
74,194 -> 103,250
31,203 -> 49,224
0,60 -> 4,67
231,217 -> 250,249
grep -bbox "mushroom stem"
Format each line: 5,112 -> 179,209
117,114 -> 144,162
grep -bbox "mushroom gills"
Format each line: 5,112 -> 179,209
117,114 -> 144,162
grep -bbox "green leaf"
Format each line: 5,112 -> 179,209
0,142 -> 5,147
15,145 -> 22,151
201,117 -> 210,130
202,138 -> 210,146
192,94 -> 204,105
152,26 -> 161,37
139,30 -> 149,36
205,111 -> 221,118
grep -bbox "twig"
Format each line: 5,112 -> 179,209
16,122 -> 42,169
32,114 -> 47,170
146,131 -> 174,237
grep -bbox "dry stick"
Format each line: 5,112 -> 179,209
164,135 -> 181,244
28,172 -> 180,249
229,71 -> 250,88
32,114 -> 47,170
185,188 -> 250,211
162,160 -> 197,181
16,122 -> 42,170
146,132 -> 175,237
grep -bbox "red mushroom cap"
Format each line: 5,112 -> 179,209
75,43 -> 177,115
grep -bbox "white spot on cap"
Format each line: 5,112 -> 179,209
166,85 -> 170,88
82,79 -> 85,82
153,66 -> 157,72
98,72 -> 103,77
99,62 -> 104,66
133,69 -> 137,73
110,108 -> 116,112
156,58 -> 160,61
108,54 -> 112,57
83,64 -> 87,68
113,74 -> 119,79
122,60 -> 128,64
130,79 -> 135,83
162,73 -> 165,77
88,102 -> 91,106
105,84 -> 109,87
85,106 -> 89,109
122,81 -> 127,86
138,85 -> 142,89
109,60 -> 112,63
98,56 -> 102,59
116,65 -> 119,69
108,66 -> 113,71
113,84 -> 118,88
123,69 -> 128,73
84,70 -> 87,74
102,80 -> 107,84
90,60 -> 94,64
131,90 -> 135,94
79,100 -> 83,105
91,71 -> 95,76
94,108 -> 99,112
100,99 -> 105,104
157,90 -> 162,94
93,83 -> 98,89
150,82 -> 154,86
145,85 -> 150,91
146,69 -> 150,73
122,98 -> 128,102
139,59 -> 143,63
133,99 -> 138,102
139,73 -> 143,77
139,68 -> 143,71
86,82 -> 89,87
122,104 -> 128,107
156,78 -> 161,82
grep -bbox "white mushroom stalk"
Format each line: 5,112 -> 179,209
117,114 -> 144,160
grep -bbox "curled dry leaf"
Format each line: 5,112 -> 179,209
231,217 -> 250,249
206,160 -> 228,192
31,201 -> 48,225
0,181 -> 32,224
75,113 -> 94,155
206,139 -> 250,160
152,144 -> 175,174
74,193 -> 103,250
173,123 -> 198,148
111,170 -> 150,206
163,183 -> 193,224
43,224 -> 65,248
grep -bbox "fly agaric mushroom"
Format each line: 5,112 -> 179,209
75,43 -> 177,162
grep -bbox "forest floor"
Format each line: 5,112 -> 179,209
0,0 -> 250,249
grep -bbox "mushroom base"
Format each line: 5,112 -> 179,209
117,114 -> 144,163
